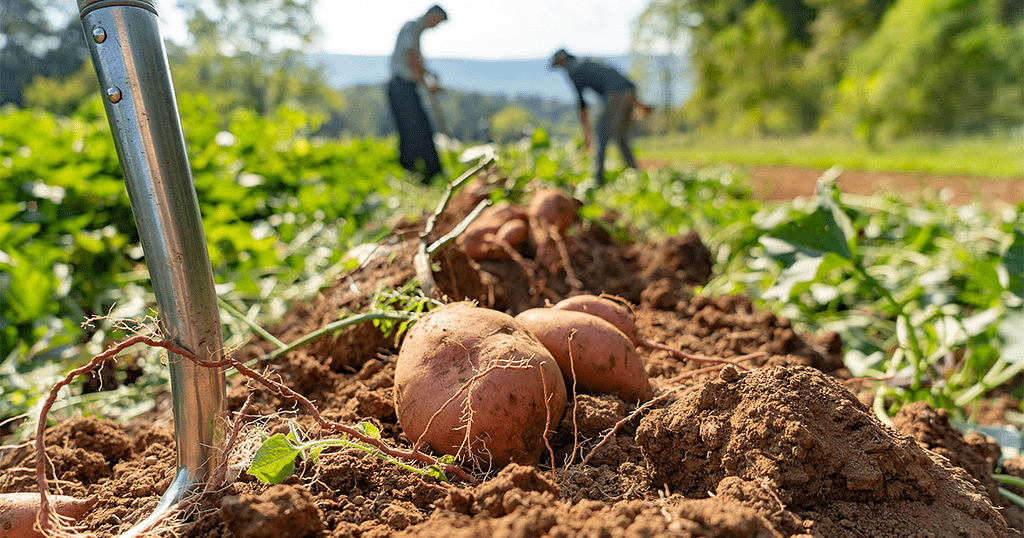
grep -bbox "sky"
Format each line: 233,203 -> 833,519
154,0 -> 651,60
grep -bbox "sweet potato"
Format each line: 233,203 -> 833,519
515,308 -> 653,403
495,218 -> 528,246
551,294 -> 639,346
394,303 -> 567,468
527,188 -> 580,233
457,202 -> 529,260
527,189 -> 580,270
0,493 -> 97,538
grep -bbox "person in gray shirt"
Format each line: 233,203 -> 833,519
387,5 -> 447,181
551,48 -> 646,185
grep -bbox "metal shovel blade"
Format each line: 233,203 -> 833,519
78,0 -> 227,533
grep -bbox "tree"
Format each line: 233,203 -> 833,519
1,0 -> 89,107
688,0 -> 815,134
631,0 -> 697,133
172,0 -> 340,117
832,0 -> 1023,142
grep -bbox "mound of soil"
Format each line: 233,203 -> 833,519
1,181 -> 1019,537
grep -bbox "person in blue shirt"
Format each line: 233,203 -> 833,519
387,5 -> 447,181
551,48 -> 647,185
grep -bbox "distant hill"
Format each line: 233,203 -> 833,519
312,53 -> 692,105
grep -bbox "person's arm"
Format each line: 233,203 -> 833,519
405,49 -> 426,84
578,105 -> 593,150
573,81 -> 592,150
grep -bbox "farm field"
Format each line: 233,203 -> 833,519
1,103 -> 1023,537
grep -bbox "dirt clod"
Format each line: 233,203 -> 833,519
220,485 -> 323,538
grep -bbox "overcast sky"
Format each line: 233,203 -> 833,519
154,0 -> 651,60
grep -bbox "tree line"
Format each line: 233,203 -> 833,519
4,0 -> 1020,143
635,0 -> 1022,142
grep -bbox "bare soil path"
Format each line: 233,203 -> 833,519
645,161 -> 1024,206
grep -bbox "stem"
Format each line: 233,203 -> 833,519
265,311 -> 412,361
218,296 -> 286,349
995,473 -> 1024,489
852,262 -> 925,389
427,200 -> 491,255
999,487 -> 1024,509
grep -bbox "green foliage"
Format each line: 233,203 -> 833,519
247,421 -> 452,484
489,106 -> 538,143
22,66 -> 99,117
831,0 -> 1024,141
702,175 -> 1023,415
1,0 -> 88,107
635,0 -> 1021,138
0,98 -> 409,424
369,282 -> 437,342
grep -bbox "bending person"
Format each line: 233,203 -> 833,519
550,48 -> 642,185
387,5 -> 447,181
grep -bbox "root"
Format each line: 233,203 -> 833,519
551,228 -> 582,291
497,239 -> 551,301
539,366 -> 557,484
639,337 -> 762,371
560,330 -> 581,490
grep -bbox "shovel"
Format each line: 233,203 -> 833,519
78,0 -> 226,534
423,72 -> 452,139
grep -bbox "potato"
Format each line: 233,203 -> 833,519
552,294 -> 639,346
394,303 -> 567,468
515,308 -> 653,403
495,218 -> 528,246
527,189 -> 580,270
0,493 -> 97,538
527,188 -> 580,233
457,203 -> 528,260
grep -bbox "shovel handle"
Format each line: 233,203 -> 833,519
78,0 -> 226,486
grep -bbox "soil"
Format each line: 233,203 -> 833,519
1,175 -> 1021,537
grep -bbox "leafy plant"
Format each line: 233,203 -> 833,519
741,170 -> 1022,415
246,421 -> 453,484
369,282 -> 438,342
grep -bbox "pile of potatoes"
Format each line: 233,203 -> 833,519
455,188 -> 582,270
393,295 -> 653,468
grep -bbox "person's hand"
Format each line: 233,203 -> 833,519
424,73 -> 441,93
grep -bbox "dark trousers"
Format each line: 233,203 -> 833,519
595,88 -> 638,183
387,77 -> 442,180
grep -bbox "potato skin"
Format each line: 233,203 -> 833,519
495,218 -> 528,246
527,189 -> 580,233
527,189 -> 580,270
394,303 -> 567,468
0,493 -> 97,538
515,308 -> 653,403
457,203 -> 528,260
552,294 -> 639,345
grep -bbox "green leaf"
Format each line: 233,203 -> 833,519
769,206 -> 853,260
246,433 -> 300,484
768,174 -> 855,260
1004,227 -> 1023,297
763,252 -> 850,302
998,309 -> 1024,365
357,421 -> 381,440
